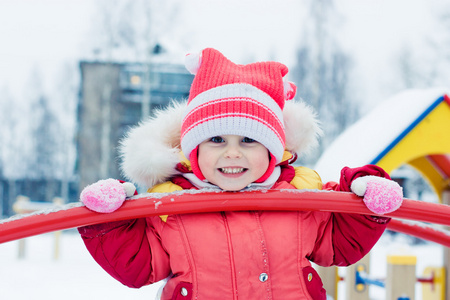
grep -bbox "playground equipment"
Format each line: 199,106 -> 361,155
315,88 -> 450,193
0,88 -> 448,299
315,88 -> 450,299
1,190 -> 449,300
1,189 -> 450,244
12,196 -> 63,260
353,255 -> 445,300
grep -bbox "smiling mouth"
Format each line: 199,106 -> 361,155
219,167 -> 247,174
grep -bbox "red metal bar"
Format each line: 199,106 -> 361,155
1,190 -> 450,244
417,277 -> 434,284
444,93 -> 450,106
428,154 -> 450,179
387,219 -> 450,248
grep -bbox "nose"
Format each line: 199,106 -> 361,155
224,144 -> 242,158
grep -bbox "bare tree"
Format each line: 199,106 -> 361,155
391,42 -> 440,93
292,0 -> 358,164
22,67 -> 60,201
427,5 -> 450,88
51,62 -> 78,202
87,0 -> 182,61
89,0 -> 125,59
2,90 -> 29,179
29,95 -> 59,180
0,86 -> 10,178
0,85 -> 27,214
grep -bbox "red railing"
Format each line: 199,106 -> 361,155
1,190 -> 449,245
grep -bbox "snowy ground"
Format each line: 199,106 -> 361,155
342,233 -> 444,300
0,230 -> 443,300
0,230 -> 162,299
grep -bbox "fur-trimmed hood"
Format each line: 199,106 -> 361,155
119,100 -> 322,189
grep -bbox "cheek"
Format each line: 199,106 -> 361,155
198,156 -> 210,172
251,149 -> 270,174
197,148 -> 215,177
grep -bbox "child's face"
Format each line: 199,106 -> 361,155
197,135 -> 270,191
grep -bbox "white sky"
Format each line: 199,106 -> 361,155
0,0 -> 94,95
0,0 -> 445,109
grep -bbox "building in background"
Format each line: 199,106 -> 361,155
0,61 -> 193,217
77,61 -> 193,193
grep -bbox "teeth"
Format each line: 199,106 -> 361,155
220,168 -> 245,174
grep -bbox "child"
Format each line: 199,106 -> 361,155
78,48 -> 403,300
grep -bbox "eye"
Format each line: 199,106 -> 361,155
242,137 -> 256,143
210,136 -> 224,143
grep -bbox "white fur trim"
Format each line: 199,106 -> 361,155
119,101 -> 187,188
283,100 -> 322,155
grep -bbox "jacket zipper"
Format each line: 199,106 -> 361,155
254,211 -> 273,300
221,212 -> 238,300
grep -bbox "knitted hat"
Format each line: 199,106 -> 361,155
181,48 -> 297,181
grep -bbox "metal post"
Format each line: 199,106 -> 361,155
52,197 -> 63,260
346,254 -> 371,300
13,195 -> 29,259
443,189 -> 450,300
315,265 -> 338,299
386,255 -> 416,300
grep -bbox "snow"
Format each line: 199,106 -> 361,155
0,2 -> 447,298
0,202 -> 82,225
0,231 -> 443,300
0,231 -> 162,299
314,88 -> 450,183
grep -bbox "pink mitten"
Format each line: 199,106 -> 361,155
350,176 -> 403,215
80,179 -> 136,213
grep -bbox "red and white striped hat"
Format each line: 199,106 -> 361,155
181,48 -> 297,181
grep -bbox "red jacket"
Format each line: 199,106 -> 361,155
79,165 -> 389,300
